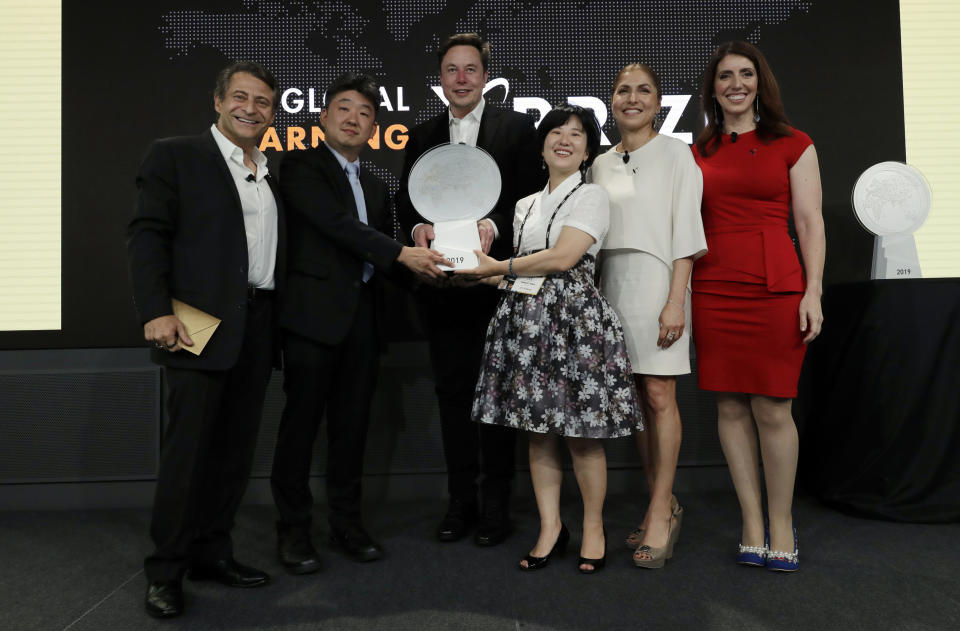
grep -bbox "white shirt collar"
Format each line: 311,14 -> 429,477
323,142 -> 360,173
541,170 -> 584,205
210,124 -> 268,173
448,96 -> 485,126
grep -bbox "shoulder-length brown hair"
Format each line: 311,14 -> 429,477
696,41 -> 792,157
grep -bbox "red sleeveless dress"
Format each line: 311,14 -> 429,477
691,129 -> 813,398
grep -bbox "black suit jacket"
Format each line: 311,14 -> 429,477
278,141 -> 404,347
396,105 -> 544,260
127,129 -> 286,370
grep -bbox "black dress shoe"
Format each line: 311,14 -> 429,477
189,558 -> 270,587
330,526 -> 383,562
436,499 -> 478,542
475,500 -> 512,546
145,580 -> 182,618
277,524 -> 320,575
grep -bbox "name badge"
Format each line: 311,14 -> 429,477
497,275 -> 546,295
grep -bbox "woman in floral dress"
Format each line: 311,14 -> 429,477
459,105 -> 643,574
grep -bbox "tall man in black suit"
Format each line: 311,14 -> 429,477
270,73 -> 446,573
127,61 -> 284,618
396,33 -> 545,545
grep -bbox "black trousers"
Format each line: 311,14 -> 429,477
421,285 -> 516,507
145,295 -> 274,583
271,285 -> 378,532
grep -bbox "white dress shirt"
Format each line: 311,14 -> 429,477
448,96 -> 485,146
210,124 -> 278,289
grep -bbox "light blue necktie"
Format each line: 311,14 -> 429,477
344,161 -> 374,283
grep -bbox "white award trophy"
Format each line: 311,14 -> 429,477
408,143 -> 502,271
852,162 -> 931,280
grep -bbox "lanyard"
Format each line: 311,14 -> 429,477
514,181 -> 584,255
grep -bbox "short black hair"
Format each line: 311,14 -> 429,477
324,72 -> 380,116
438,33 -> 490,71
214,61 -> 279,109
536,104 -> 602,169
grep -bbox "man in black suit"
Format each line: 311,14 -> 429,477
128,61 -> 283,618
270,73 -> 446,574
396,33 -> 545,546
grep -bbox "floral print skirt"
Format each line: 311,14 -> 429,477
472,256 -> 643,438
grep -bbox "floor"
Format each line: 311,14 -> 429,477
2,491 -> 958,631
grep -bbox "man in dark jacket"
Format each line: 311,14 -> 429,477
396,33 -> 545,546
270,72 -> 446,574
128,61 -> 283,619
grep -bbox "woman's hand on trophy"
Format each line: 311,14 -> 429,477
454,250 -> 503,280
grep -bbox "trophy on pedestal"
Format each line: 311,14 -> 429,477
852,161 -> 931,279
408,143 -> 502,271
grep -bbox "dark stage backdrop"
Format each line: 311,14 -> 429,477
0,0 -> 902,349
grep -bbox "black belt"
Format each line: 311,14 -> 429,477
246,286 -> 274,302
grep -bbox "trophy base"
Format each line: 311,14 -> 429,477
434,246 -> 479,271
432,219 -> 482,271
871,233 -> 922,279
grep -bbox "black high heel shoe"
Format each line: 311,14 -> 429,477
518,523 -> 570,571
577,554 -> 606,574
578,528 -> 607,574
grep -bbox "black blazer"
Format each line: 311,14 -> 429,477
278,141 -> 404,347
127,129 -> 287,370
396,105 -> 544,260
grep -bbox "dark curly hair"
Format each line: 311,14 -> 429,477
213,61 -> 279,110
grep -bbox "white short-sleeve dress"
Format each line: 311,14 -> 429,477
590,134 -> 707,375
472,172 -> 643,438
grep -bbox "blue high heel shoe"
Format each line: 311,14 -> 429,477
766,526 -> 799,572
736,526 -> 769,567
736,542 -> 767,566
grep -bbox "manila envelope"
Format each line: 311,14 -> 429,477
171,299 -> 221,356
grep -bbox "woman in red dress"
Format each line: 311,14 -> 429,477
692,41 -> 825,571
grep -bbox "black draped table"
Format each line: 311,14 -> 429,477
798,278 -> 960,522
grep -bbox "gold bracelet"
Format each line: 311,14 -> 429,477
667,299 -> 684,310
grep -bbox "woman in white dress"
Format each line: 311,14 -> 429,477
460,105 -> 642,574
590,64 -> 706,568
